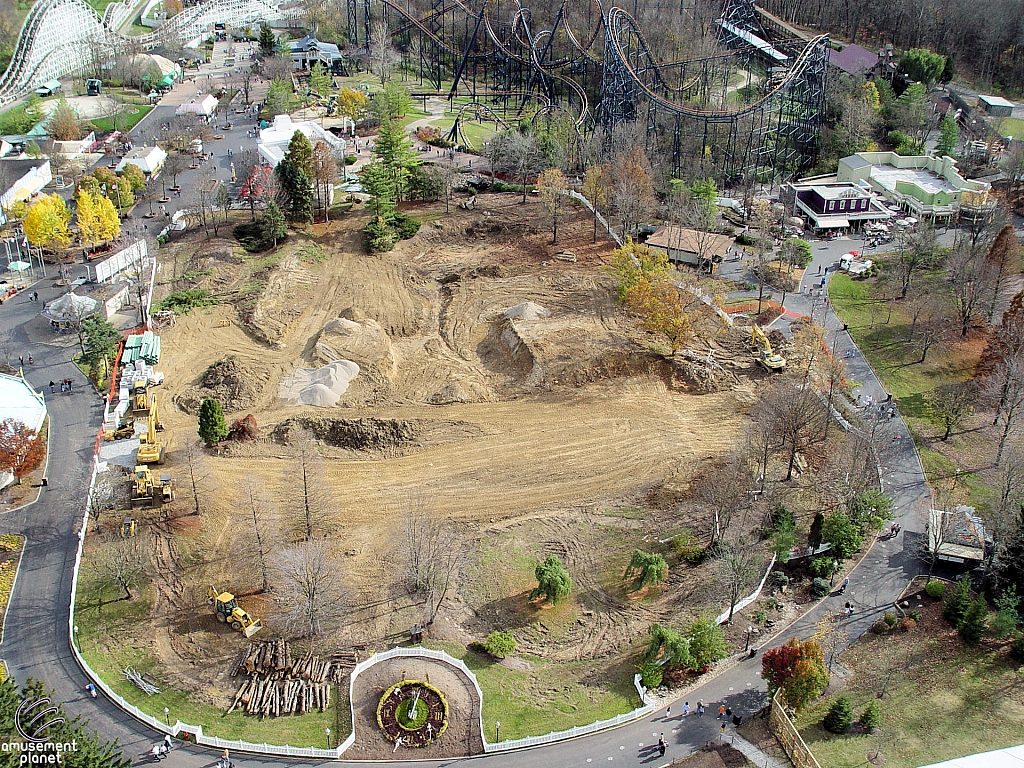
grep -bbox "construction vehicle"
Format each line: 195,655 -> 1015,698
129,466 -> 174,507
131,381 -> 151,416
120,516 -> 137,537
207,586 -> 263,637
103,417 -> 136,441
751,325 -> 786,372
136,397 -> 166,465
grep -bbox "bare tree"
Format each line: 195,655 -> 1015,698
947,241 -> 996,338
179,438 -> 214,517
986,357 -> 1024,463
713,537 -> 763,622
428,163 -> 459,214
367,21 -> 400,82
695,452 -> 752,547
928,382 -> 975,441
772,381 -> 829,481
230,63 -> 258,106
272,539 -> 347,637
889,222 -> 937,299
289,428 -> 334,541
611,147 -> 655,241
97,533 -> 145,601
397,498 -> 463,625
910,301 -> 952,363
237,479 -> 274,593
311,141 -> 338,222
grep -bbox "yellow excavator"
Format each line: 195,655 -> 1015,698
207,586 -> 263,637
136,396 -> 166,465
751,325 -> 786,372
129,466 -> 173,507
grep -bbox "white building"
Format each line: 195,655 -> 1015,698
257,114 -> 346,167
0,158 -> 51,226
0,372 -> 47,490
175,94 -> 219,118
117,146 -> 167,176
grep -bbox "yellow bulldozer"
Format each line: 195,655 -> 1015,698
130,381 -> 151,416
751,324 -> 786,372
103,417 -> 136,441
207,586 -> 263,637
129,466 -> 174,507
136,397 -> 166,465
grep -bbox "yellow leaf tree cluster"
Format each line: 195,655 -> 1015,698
75,189 -> 121,245
23,194 -> 71,248
607,239 -> 692,350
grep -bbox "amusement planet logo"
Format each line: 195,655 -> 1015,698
3,695 -> 77,765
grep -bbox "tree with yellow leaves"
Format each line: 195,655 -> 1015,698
581,163 -> 610,243
537,168 -> 568,244
606,239 -> 692,350
23,193 -> 71,248
75,188 -> 121,245
337,88 -> 370,123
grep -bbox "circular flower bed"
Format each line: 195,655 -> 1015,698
376,680 -> 448,746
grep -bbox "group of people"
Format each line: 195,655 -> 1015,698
48,379 -> 73,393
149,736 -> 173,761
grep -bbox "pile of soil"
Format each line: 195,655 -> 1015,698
176,357 -> 267,414
271,416 -> 421,451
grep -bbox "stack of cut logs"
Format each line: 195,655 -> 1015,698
226,639 -> 357,717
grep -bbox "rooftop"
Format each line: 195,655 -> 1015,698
979,94 -> 1015,109
871,165 -> 958,195
645,226 -> 733,255
799,182 -> 872,199
827,43 -> 879,76
0,372 -> 46,433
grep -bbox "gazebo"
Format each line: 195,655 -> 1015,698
41,292 -> 99,329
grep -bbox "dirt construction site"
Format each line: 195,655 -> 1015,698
82,193 -> 789,746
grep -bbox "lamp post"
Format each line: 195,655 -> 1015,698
495,721 -> 500,743
163,706 -> 170,726
325,727 -> 331,749
73,625 -> 79,651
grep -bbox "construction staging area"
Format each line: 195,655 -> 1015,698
74,194 -> 791,751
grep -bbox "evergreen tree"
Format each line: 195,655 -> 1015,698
823,694 -> 853,733
275,159 -> 314,224
936,115 -> 960,157
258,22 -> 276,57
940,56 -> 955,83
198,398 -> 229,446
372,113 -> 418,200
859,699 -> 880,732
284,130 -> 315,178
260,200 -> 287,247
624,550 -> 669,589
943,576 -> 973,627
687,615 -> 729,668
959,595 -> 989,645
531,554 -> 573,604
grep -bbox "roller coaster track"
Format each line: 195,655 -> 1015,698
0,0 -> 282,107
604,6 -> 827,119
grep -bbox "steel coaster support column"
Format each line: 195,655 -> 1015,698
347,0 -> 359,44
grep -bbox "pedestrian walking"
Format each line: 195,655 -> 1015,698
665,705 -> 670,719
697,700 -> 705,717
718,704 -> 725,719
49,381 -> 55,393
720,721 -> 727,734
682,701 -> 690,717
67,379 -> 72,392
725,707 -> 732,721
18,356 -> 23,366
163,735 -> 172,750
60,381 -> 66,393
658,736 -> 666,757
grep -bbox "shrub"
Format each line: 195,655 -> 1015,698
908,609 -> 921,622
871,620 -> 890,634
823,512 -> 864,559
344,155 -> 357,165
925,580 -> 946,599
898,618 -> 917,632
484,630 -> 516,658
823,694 -> 853,734
365,218 -> 398,252
688,616 -> 729,669
849,490 -> 893,530
959,596 -> 988,645
768,571 -> 790,590
859,699 -> 880,732
943,576 -> 972,627
153,288 -> 216,314
672,530 -> 704,564
531,555 -> 573,604
883,612 -> 898,627
753,608 -> 768,624
1011,633 -> 1024,663
735,233 -> 757,246
811,578 -> 831,597
809,557 -> 839,579
639,662 -> 663,688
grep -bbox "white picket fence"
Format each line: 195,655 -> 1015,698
715,553 -> 777,625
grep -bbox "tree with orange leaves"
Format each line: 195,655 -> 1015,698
0,418 -> 45,485
761,636 -> 829,710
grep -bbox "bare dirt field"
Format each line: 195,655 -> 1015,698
84,194 -> 775,745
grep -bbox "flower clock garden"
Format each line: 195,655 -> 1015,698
376,680 -> 449,747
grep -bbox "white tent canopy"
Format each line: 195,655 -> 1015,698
42,292 -> 98,322
175,94 -> 218,117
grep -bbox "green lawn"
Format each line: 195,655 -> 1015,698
424,641 -> 640,742
91,105 -> 152,133
995,116 -> 1024,140
75,562 -> 343,748
794,606 -> 1024,767
429,115 -> 499,148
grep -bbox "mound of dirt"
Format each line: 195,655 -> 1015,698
313,315 -> 392,368
279,360 -> 360,406
176,357 -> 267,414
427,378 -> 495,405
503,301 -> 550,321
271,416 -> 421,451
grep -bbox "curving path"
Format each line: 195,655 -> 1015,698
0,245 -> 930,767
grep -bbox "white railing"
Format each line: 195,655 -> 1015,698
715,553 -> 778,626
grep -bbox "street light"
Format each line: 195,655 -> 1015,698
325,727 -> 331,749
495,721 -> 500,742
73,624 -> 79,651
163,706 -> 170,726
